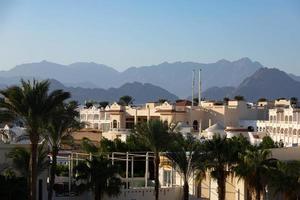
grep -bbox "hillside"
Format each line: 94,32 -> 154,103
202,68 -> 300,101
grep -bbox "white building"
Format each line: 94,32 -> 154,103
257,99 -> 300,147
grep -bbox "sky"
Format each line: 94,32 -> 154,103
0,0 -> 300,74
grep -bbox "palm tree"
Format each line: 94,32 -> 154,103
234,147 -> 277,200
133,119 -> 172,200
269,160 -> 300,199
45,101 -> 81,200
118,95 -> 134,106
0,79 -> 70,200
203,136 -> 241,200
75,156 -> 122,200
7,142 -> 49,199
166,133 -> 205,200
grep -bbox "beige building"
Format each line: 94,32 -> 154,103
257,99 -> 300,147
80,100 -> 269,141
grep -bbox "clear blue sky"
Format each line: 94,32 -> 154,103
0,0 -> 299,74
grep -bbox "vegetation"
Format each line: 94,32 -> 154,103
166,134 -> 205,200
45,101 -> 81,200
133,120 -> 173,200
75,156 -> 122,200
118,95 -> 134,106
7,142 -> 49,199
0,79 -> 70,200
234,147 -> 277,200
234,95 -> 245,101
269,160 -> 300,199
203,136 -> 242,200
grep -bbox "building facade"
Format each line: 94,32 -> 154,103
80,100 -> 269,141
257,99 -> 300,147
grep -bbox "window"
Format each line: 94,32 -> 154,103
94,114 -> 99,120
113,120 -> 118,129
193,120 -> 198,131
163,170 -> 171,187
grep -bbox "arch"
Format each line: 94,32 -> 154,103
280,128 -> 284,134
293,129 -> 297,136
289,116 -> 293,123
113,120 -> 118,129
284,128 -> 288,135
193,120 -> 198,131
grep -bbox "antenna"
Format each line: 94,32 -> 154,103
192,69 -> 195,106
198,69 -> 202,106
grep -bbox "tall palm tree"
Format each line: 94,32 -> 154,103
0,79 -> 70,200
133,119 -> 172,200
45,101 -> 81,200
77,139 -> 122,200
269,160 -> 300,199
203,136 -> 241,200
234,147 -> 277,200
166,133 -> 205,200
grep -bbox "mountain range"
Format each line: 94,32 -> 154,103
0,58 -> 300,103
0,58 -> 262,97
202,68 -> 300,102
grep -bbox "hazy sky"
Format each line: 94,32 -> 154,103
0,0 -> 300,74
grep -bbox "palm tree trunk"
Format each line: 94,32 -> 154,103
183,178 -> 189,200
31,142 -> 38,200
154,152 -> 160,200
255,186 -> 260,200
48,148 -> 58,200
217,170 -> 226,200
95,183 -> 101,200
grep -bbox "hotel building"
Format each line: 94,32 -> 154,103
80,99 -> 269,141
257,99 -> 300,146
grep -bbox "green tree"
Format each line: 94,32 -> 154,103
45,101 -> 81,200
98,101 -> 109,109
0,79 -> 70,200
234,95 -> 245,101
133,120 -> 172,200
203,136 -> 242,200
234,147 -> 277,200
259,136 -> 277,149
118,95 -> 134,106
166,134 -> 205,200
269,160 -> 300,199
75,156 -> 122,200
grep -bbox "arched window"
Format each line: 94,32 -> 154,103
193,120 -> 198,131
293,129 -> 297,136
285,116 -> 288,123
113,120 -> 118,129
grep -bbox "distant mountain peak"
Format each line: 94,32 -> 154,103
216,59 -> 230,64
